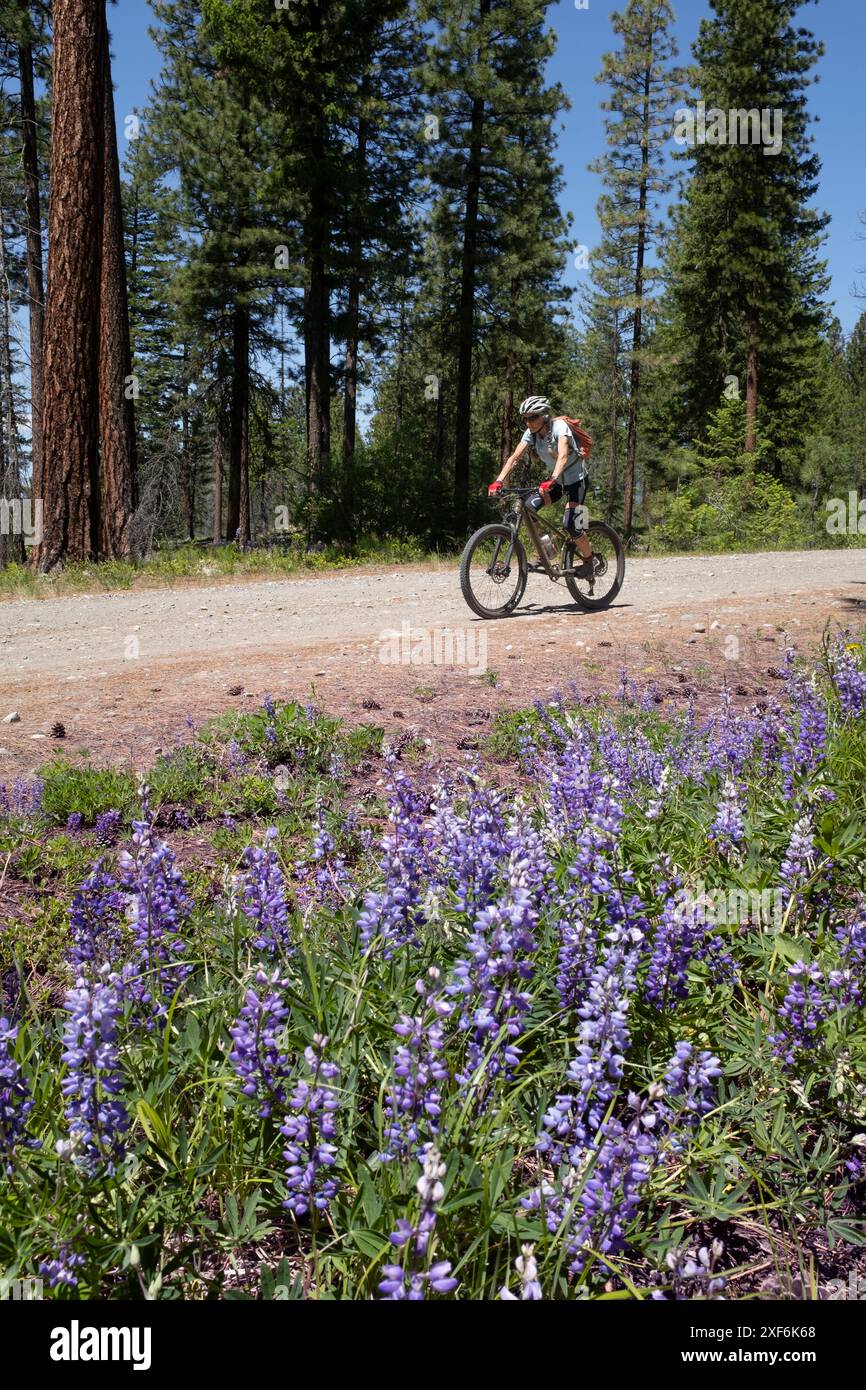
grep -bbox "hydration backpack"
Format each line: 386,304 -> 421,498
555,416 -> 593,459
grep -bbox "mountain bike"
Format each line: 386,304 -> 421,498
459,486 -> 625,620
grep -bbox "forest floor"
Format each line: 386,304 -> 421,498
2,547 -> 866,780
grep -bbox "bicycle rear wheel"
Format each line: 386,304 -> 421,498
563,521 -> 625,610
460,524 -> 527,619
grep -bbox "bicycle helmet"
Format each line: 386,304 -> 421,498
519,395 -> 551,418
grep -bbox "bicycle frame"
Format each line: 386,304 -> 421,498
497,488 -> 578,580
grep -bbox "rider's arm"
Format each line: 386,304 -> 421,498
550,433 -> 571,483
496,437 -> 529,483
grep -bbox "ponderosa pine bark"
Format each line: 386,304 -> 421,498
37,0 -> 104,571
98,5 -> 137,559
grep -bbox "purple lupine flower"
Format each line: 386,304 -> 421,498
427,776 -> 511,916
302,809 -> 351,906
0,1017 -> 40,1170
281,1034 -> 340,1217
710,777 -> 744,850
529,1041 -> 722,1276
555,906 -> 599,1016
0,777 -> 43,819
58,965 -> 129,1175
228,968 -> 292,1118
499,1244 -> 542,1300
829,906 -> 866,1009
262,694 -> 277,719
537,921 -> 645,1165
69,863 -> 126,971
830,640 -> 866,718
646,764 -> 672,822
780,668 -> 827,796
39,1245 -> 85,1290
379,1147 -> 458,1300
381,968 -> 452,1161
66,812 -> 84,834
118,819 -> 192,1020
446,827 -> 543,1100
232,828 -> 292,956
770,960 -> 828,1066
225,741 -> 248,777
660,1042 -> 722,1149
663,1240 -> 726,1298
357,758 -> 429,956
328,751 -> 346,780
645,888 -> 736,1012
93,809 -> 122,846
780,815 -> 815,902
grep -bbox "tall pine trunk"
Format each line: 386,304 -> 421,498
17,2 -> 44,512
342,106 -> 368,545
305,189 -> 331,512
622,63 -> 651,538
745,303 -> 759,453
395,282 -> 407,435
37,0 -> 104,571
180,354 -> 193,540
226,301 -> 250,542
98,7 -> 136,559
500,385 -> 513,470
0,205 -> 25,566
453,38 -> 487,535
212,404 -> 224,542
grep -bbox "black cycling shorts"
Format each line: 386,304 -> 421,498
526,476 -> 588,536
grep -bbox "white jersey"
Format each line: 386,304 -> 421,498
521,418 -> 586,484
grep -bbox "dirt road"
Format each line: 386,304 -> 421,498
1,549 -> 865,777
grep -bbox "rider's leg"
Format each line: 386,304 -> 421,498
566,481 -> 595,571
526,481 -> 564,516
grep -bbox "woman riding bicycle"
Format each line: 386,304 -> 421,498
487,396 -> 596,578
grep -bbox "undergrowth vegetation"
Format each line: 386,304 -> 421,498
1,635 -> 866,1300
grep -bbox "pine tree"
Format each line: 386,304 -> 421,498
150,0 -> 279,544
420,0 -> 571,535
589,0 -> 682,534
666,0 -> 829,476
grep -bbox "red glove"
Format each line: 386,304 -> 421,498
488,480 -> 503,497
538,479 -> 556,501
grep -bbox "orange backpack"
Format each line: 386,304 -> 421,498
556,416 -> 593,458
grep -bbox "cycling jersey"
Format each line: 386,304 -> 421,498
521,418 -> 587,485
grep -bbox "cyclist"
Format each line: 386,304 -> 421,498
487,395 -> 596,577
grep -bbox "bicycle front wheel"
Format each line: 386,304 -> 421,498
564,521 -> 625,610
460,524 -> 527,619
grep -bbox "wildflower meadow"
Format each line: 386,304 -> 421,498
2,634 -> 866,1303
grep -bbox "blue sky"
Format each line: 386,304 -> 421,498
108,0 -> 866,334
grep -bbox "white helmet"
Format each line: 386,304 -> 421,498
519,395 -> 551,418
